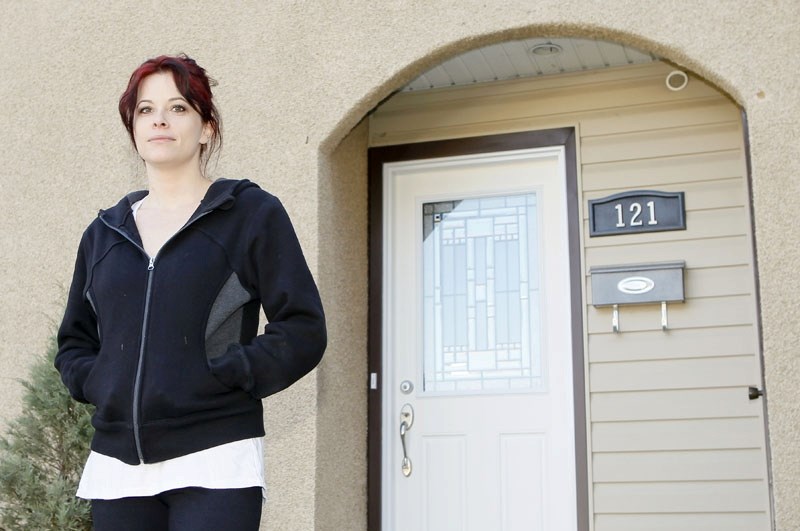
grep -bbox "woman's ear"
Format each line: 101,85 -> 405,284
200,123 -> 213,144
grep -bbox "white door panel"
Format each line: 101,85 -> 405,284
382,147 -> 577,531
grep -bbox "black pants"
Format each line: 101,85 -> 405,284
90,486 -> 263,531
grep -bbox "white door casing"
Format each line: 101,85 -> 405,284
381,146 -> 578,531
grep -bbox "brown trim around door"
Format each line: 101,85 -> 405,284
367,128 -> 587,531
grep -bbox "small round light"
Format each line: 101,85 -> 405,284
666,70 -> 689,91
530,43 -> 563,56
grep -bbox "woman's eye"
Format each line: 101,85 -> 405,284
137,106 -> 152,114
171,105 -> 186,112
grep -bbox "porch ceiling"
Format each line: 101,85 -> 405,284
403,37 -> 659,91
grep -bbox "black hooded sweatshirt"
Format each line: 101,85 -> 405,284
55,178 -> 326,465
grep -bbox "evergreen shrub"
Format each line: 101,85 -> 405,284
0,336 -> 93,530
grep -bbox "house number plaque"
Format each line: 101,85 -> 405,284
588,190 -> 686,237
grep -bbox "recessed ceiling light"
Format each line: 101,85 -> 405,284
530,43 -> 563,56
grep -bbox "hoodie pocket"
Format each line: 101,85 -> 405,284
139,334 -> 246,423
81,342 -> 137,424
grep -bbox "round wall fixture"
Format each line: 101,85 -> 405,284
666,70 -> 689,91
530,43 -> 563,56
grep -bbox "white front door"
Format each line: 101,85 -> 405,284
382,146 -> 578,531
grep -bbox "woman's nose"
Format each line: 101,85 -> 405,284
152,111 -> 168,127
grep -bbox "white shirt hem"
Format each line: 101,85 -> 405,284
77,437 -> 266,501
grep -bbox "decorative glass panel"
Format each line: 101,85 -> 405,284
422,193 -> 543,393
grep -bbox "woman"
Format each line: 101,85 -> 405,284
55,54 -> 326,530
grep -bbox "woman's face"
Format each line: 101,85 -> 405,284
133,72 -> 210,172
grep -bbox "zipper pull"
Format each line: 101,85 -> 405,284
148,257 -> 155,271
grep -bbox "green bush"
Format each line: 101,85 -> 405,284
0,336 -> 94,530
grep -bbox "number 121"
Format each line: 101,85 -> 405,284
615,201 -> 658,228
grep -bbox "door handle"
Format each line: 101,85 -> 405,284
399,403 -> 414,477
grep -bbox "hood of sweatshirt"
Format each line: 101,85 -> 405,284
97,178 -> 259,229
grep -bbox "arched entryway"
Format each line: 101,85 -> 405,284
318,32 -> 771,531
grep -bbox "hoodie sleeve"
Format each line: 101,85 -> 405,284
55,232 -> 100,404
208,195 -> 327,399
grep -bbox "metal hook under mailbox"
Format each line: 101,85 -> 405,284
611,301 -> 670,333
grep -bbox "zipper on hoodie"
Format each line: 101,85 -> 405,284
100,208 -> 215,464
130,256 -> 156,463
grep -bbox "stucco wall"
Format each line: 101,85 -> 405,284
1,1 -> 797,530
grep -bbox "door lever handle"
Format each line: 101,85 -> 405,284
400,421 -> 412,477
399,403 -> 414,477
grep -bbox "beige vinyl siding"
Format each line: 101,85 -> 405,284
370,61 -> 771,529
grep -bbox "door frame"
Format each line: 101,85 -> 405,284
367,127 -> 587,531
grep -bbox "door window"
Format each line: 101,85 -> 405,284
422,193 -> 544,393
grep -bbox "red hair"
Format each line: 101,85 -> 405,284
119,54 -> 222,171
